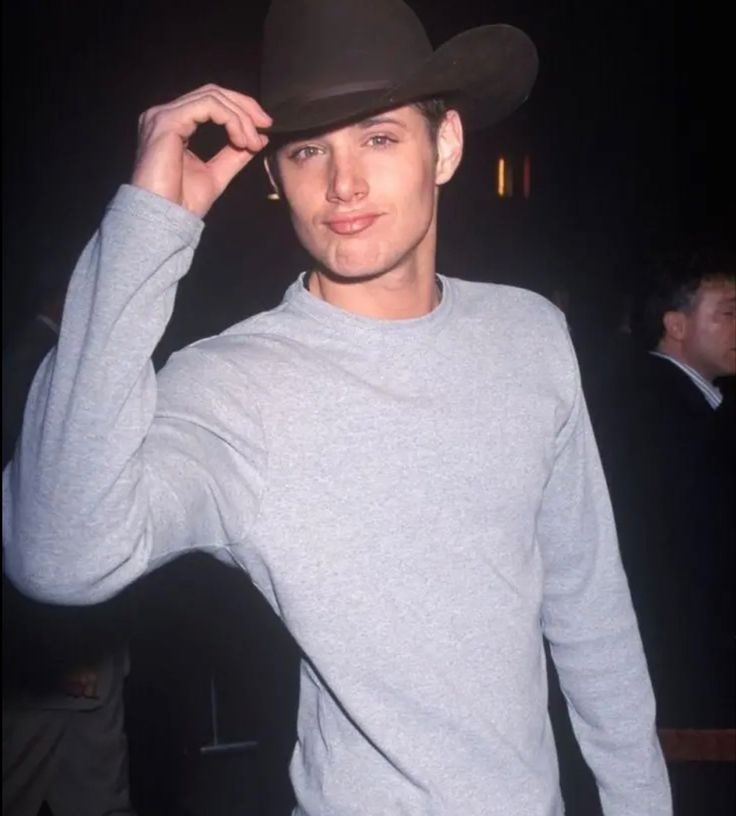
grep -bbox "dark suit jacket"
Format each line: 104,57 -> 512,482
590,352 -> 735,728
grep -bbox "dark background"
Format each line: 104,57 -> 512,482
2,0 -> 731,354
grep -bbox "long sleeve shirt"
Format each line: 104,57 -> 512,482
3,185 -> 671,815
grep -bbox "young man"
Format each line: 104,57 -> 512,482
3,1 -> 670,814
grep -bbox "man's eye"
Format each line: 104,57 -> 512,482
289,145 -> 322,162
366,134 -> 396,148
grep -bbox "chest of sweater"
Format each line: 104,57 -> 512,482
234,340 -> 558,655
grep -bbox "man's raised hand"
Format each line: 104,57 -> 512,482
132,85 -> 272,217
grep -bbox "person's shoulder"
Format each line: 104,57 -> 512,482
198,298 -> 303,363
605,355 -> 711,452
449,278 -> 565,327
157,299 -> 299,392
448,279 -> 568,353
637,354 -> 701,399
447,278 -> 576,391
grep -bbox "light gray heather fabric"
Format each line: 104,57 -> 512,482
3,185 -> 671,815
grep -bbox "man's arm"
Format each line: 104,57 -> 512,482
2,87 -> 272,604
538,329 -> 671,814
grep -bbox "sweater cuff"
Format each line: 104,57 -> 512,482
106,184 -> 205,248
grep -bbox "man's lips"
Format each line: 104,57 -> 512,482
325,213 -> 381,236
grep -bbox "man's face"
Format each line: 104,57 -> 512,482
681,278 -> 736,380
273,105 -> 461,281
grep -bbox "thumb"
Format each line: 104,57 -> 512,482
208,142 -> 265,194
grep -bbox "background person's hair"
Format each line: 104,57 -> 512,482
633,237 -> 736,351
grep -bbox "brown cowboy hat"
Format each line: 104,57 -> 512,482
260,0 -> 538,135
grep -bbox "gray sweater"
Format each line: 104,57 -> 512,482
3,185 -> 670,815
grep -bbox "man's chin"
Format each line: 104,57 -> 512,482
313,255 -> 392,284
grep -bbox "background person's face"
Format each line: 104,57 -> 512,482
276,106 -> 458,281
682,278 -> 736,380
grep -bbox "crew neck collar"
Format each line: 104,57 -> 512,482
285,271 -> 453,334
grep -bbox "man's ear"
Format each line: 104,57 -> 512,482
263,156 -> 281,199
662,310 -> 688,341
435,110 -> 464,186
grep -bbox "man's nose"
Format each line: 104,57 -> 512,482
326,152 -> 368,203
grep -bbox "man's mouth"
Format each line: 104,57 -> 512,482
325,213 -> 381,236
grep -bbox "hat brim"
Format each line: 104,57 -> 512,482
263,24 -> 538,136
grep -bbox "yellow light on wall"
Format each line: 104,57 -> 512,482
497,156 -> 515,197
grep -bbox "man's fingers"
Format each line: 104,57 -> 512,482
221,89 -> 273,128
206,139 -> 269,192
163,84 -> 272,129
166,96 -> 245,148
194,85 -> 273,127
133,85 -> 272,214
232,112 -> 265,154
138,85 -> 272,159
153,93 -> 266,154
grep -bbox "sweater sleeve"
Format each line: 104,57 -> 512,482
2,185 -> 266,605
538,329 -> 672,815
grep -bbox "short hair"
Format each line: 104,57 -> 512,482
267,96 -> 448,193
634,239 -> 735,350
412,96 -> 449,146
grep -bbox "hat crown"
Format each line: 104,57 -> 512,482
261,0 -> 432,110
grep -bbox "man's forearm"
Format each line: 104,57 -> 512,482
2,185 -> 203,604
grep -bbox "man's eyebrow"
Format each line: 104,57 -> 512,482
279,116 -> 408,151
358,116 -> 408,130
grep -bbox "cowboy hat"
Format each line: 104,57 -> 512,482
260,0 -> 538,135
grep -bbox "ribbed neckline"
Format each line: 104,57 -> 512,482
285,271 -> 453,335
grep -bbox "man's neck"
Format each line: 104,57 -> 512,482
308,266 -> 440,320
